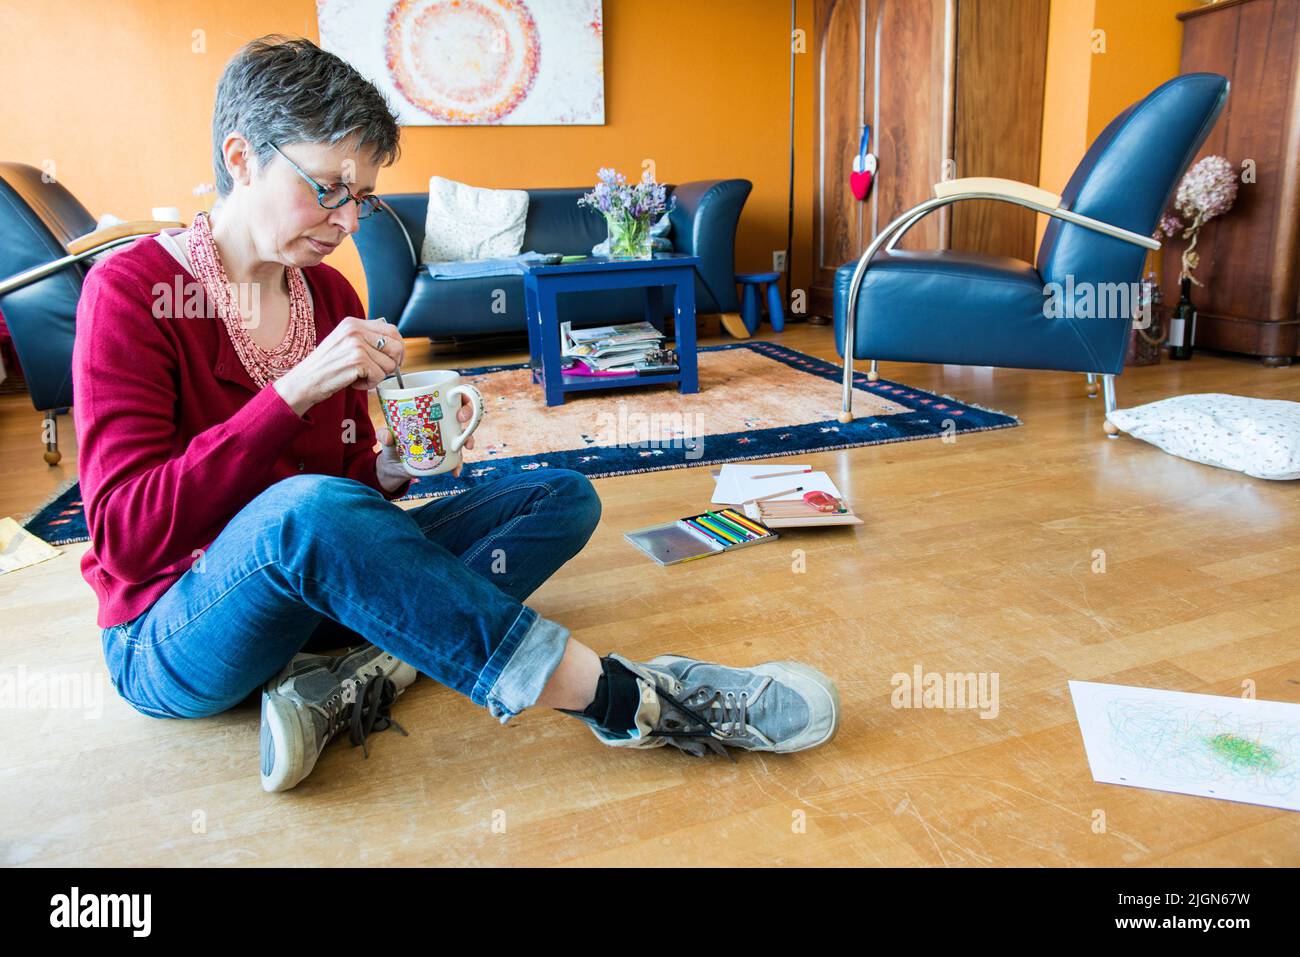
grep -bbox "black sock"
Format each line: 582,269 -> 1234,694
557,656 -> 642,735
566,671 -> 610,720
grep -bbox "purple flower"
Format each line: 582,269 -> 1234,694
578,167 -> 673,223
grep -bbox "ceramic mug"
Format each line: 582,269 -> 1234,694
377,370 -> 485,478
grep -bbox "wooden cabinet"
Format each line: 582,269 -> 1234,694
810,0 -> 1049,318
1164,0 -> 1300,365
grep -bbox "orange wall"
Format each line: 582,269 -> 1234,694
0,0 -> 1203,308
0,0 -> 816,313
1036,0 -> 1199,247
1039,0 -> 1096,201
1089,0 -> 1203,142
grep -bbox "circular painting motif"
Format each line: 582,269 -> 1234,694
385,0 -> 541,124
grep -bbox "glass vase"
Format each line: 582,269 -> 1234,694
604,212 -> 653,259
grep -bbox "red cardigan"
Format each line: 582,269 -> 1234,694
72,236 -> 412,628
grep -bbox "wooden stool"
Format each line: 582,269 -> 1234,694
734,272 -> 785,335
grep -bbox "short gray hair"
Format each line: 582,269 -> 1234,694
211,34 -> 401,198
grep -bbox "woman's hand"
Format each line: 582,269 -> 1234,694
273,317 -> 403,417
375,392 -> 477,482
374,425 -> 410,492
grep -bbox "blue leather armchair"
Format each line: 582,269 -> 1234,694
353,179 -> 751,339
833,73 -> 1230,435
0,162 -> 182,463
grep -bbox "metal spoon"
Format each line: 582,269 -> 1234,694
373,315 -> 404,387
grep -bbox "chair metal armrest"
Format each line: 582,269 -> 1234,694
885,179 -> 1159,253
838,183 -> 1160,421
0,219 -> 184,299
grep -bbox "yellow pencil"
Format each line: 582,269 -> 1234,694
720,508 -> 770,536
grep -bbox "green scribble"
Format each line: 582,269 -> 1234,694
1207,733 -> 1277,771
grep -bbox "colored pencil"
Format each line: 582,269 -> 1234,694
679,518 -> 726,546
681,518 -> 732,546
695,515 -> 745,543
751,468 -> 812,480
705,510 -> 757,540
742,484 -> 804,505
698,515 -> 747,543
694,517 -> 742,546
708,510 -> 757,539
723,508 -> 771,534
720,508 -> 770,536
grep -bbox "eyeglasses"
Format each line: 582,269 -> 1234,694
265,142 -> 381,219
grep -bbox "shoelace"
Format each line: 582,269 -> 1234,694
649,683 -> 748,762
322,671 -> 409,759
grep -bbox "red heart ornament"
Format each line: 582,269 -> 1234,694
850,170 -> 873,201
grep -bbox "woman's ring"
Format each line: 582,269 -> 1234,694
375,336 -> 386,351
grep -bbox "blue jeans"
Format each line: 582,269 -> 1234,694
99,470 -> 602,724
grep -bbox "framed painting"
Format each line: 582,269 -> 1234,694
316,0 -> 606,126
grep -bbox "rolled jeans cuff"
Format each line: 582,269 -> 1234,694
476,606 -> 571,725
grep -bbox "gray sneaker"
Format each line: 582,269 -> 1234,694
576,652 -> 840,759
331,645 -> 419,729
260,645 -> 417,792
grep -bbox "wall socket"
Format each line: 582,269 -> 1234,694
773,250 -> 788,273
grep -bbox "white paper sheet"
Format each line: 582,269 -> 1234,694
1068,680 -> 1300,812
0,517 -> 61,574
710,464 -> 843,505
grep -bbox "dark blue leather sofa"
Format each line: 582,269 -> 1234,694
353,179 -> 752,339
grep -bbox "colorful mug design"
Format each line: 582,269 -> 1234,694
377,370 -> 485,478
390,398 -> 445,467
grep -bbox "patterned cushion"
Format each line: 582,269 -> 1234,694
421,176 -> 529,264
1107,393 -> 1300,480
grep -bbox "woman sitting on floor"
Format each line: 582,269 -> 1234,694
74,34 -> 840,792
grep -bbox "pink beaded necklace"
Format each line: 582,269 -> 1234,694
186,210 -> 316,389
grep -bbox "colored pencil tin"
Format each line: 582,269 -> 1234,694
624,509 -> 778,566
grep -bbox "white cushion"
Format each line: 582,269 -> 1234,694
1107,393 -> 1300,480
421,176 -> 528,264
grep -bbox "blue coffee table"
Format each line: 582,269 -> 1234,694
522,253 -> 701,407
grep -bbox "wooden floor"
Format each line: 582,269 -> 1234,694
2,322 -> 1298,866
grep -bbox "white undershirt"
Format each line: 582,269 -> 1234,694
154,227 -> 314,315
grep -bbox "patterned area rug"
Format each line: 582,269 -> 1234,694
21,342 -> 1019,545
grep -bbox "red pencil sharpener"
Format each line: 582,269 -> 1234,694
802,490 -> 841,512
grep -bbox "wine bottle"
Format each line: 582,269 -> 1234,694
1167,277 -> 1196,361
1127,268 -> 1163,366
